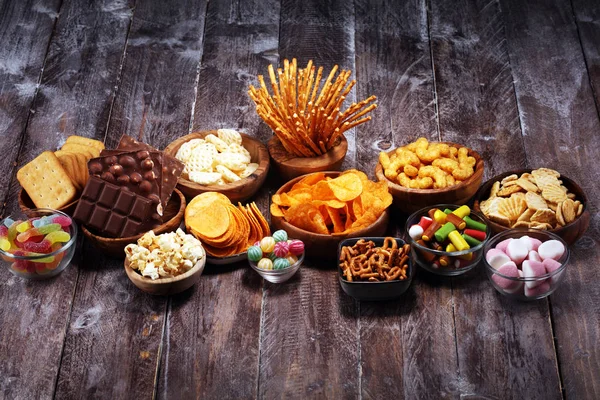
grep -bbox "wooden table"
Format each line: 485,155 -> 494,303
1,0 -> 599,398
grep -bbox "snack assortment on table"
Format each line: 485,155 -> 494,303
73,135 -> 184,238
247,230 -> 304,271
185,192 -> 270,257
174,129 -> 259,185
479,168 -> 583,230
17,136 -> 105,209
271,170 -> 392,235
486,235 -> 566,297
408,205 -> 487,269
379,137 -> 476,190
248,58 -> 377,157
125,229 -> 204,280
339,237 -> 410,282
1,214 -> 73,275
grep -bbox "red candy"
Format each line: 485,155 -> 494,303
273,241 -> 289,258
464,229 -> 486,241
23,240 -> 52,253
288,240 -> 304,256
418,216 -> 433,230
51,215 -> 72,228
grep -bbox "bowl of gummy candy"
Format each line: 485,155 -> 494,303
405,204 -> 489,276
483,228 -> 569,300
247,230 -> 304,283
0,209 -> 77,279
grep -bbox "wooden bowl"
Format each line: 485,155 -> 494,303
375,142 -> 484,213
267,135 -> 348,181
473,169 -> 590,245
125,255 -> 205,296
19,189 -> 79,217
164,130 -> 269,203
81,188 -> 186,258
271,171 -> 390,259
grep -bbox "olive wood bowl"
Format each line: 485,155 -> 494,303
19,189 -> 79,217
267,135 -> 348,181
164,130 -> 269,203
271,171 -> 390,259
473,169 -> 590,245
81,188 -> 186,258
375,142 -> 484,213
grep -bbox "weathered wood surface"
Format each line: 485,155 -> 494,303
0,0 -> 599,399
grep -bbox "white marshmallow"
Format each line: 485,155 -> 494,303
538,240 -> 565,261
408,224 -> 424,241
507,239 -> 529,265
495,238 -> 512,253
486,248 -> 511,270
522,260 -> 546,288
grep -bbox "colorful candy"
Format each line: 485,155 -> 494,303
434,222 -> 456,243
260,237 -> 276,253
0,226 -> 10,251
288,240 -> 304,256
273,241 -> 289,258
463,216 -> 486,232
17,223 -> 61,243
257,258 -> 273,270
418,216 -> 433,230
448,230 -> 469,251
247,246 -> 263,262
273,258 -> 290,270
272,230 -> 288,243
249,230 -> 304,275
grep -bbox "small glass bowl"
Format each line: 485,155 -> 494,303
0,209 -> 77,280
249,252 -> 304,283
405,204 -> 489,276
483,229 -> 569,301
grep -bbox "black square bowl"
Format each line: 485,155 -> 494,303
338,237 -> 414,301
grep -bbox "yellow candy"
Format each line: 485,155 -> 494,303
452,205 -> 471,219
260,237 -> 275,253
433,209 -> 447,224
448,230 -> 470,251
257,258 -> 273,270
286,255 -> 298,265
446,243 -> 473,260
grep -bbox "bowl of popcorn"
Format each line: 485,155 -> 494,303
247,230 -> 305,283
474,168 -> 589,245
124,229 -> 206,295
483,229 -> 569,300
375,138 -> 484,213
164,129 -> 270,203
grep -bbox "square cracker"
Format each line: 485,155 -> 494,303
65,135 -> 105,152
61,142 -> 101,158
17,151 -> 77,209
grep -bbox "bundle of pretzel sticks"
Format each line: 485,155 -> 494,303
339,238 -> 410,282
248,58 -> 377,157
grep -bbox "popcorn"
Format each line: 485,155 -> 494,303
125,229 -> 204,280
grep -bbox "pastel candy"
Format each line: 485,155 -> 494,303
543,258 -> 562,274
538,240 -> 565,261
260,237 -> 276,253
257,258 -> 273,270
49,215 -> 72,228
247,246 -> 263,262
3,217 -> 15,228
522,260 -> 546,288
525,281 -> 551,298
486,249 -> 511,270
272,230 -> 288,243
273,258 -> 290,270
267,252 -> 277,261
504,270 -> 524,294
273,241 -> 289,258
408,224 -> 424,240
492,262 -> 521,291
528,250 -> 542,263
518,236 -> 534,252
495,238 -> 512,253
286,255 -> 298,265
288,240 -> 304,256
506,239 -> 528,265
530,238 -> 542,251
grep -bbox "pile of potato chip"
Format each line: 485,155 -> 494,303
479,168 -> 583,230
185,192 -> 270,257
271,170 -> 392,235
175,129 -> 259,186
379,137 -> 477,190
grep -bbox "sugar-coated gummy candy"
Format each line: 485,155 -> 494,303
495,238 -> 512,253
288,240 -> 304,256
3,218 -> 15,228
247,246 -> 263,262
408,224 -> 424,240
491,261 -> 520,291
286,254 -> 298,265
530,238 -> 542,251
45,230 -> 70,244
538,240 -> 565,261
50,215 -> 72,228
273,258 -> 290,270
485,249 -> 511,270
504,270 -> 524,294
260,237 -> 276,253
257,258 -> 273,270
522,260 -> 546,288
543,258 -> 562,274
23,240 -> 52,253
506,239 -> 528,265
517,236 -> 534,252
525,281 -> 551,297
17,223 -> 61,242
528,250 -> 542,263
16,221 -> 31,233
272,230 -> 288,243
273,241 -> 289,258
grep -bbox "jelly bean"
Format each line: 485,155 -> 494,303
288,240 -> 304,256
273,241 -> 289,258
463,216 -> 486,232
16,223 -> 61,243
247,246 -> 263,262
462,233 -> 481,247
434,222 -> 456,243
257,258 -> 273,270
452,205 -> 470,219
260,237 -> 276,253
272,230 -> 288,243
464,228 -> 486,241
448,230 -> 469,251
3,217 -> 15,228
16,220 -> 32,233
273,258 -> 290,270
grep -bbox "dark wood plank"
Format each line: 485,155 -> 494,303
501,0 -> 600,398
257,1 -> 360,398
157,0 -> 279,398
429,0 -> 562,398
54,1 -> 207,398
353,1 -> 459,398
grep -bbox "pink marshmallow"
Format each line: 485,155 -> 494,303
530,238 -> 543,251
538,240 -> 565,261
522,260 -> 546,288
504,270 -> 525,294
543,258 -> 564,284
486,248 -> 512,270
518,236 -> 534,252
495,238 -> 513,253
492,261 -> 521,291
528,250 -> 542,263
525,281 -> 551,298
507,239 -> 529,265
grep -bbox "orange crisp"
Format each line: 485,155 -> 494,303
271,170 -> 392,235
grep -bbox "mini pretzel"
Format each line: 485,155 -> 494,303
339,237 -> 411,282
382,237 -> 397,251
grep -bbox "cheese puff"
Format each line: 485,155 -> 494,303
396,148 -> 420,167
452,165 -> 474,180
449,146 -> 458,161
446,175 -> 456,186
403,164 -> 419,178
379,151 -> 391,169
458,147 -> 476,168
429,143 -> 451,157
416,146 -> 441,163
418,165 -> 448,189
385,157 -> 405,180
397,173 -> 434,189
405,137 -> 429,152
432,158 -> 459,174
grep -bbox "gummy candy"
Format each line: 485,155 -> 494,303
3,217 -> 14,228
0,226 -> 9,251
16,220 -> 32,233
17,223 -> 61,243
23,231 -> 70,253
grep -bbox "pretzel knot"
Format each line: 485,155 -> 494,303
382,237 -> 398,251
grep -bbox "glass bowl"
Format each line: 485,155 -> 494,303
405,204 -> 489,276
249,252 -> 304,283
483,229 -> 569,301
0,209 -> 77,280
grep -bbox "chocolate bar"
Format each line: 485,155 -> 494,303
74,176 -> 157,238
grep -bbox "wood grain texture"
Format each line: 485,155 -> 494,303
157,0 -> 278,398
501,0 -> 600,398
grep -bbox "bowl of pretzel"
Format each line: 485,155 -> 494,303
249,58 -> 377,181
338,237 -> 413,301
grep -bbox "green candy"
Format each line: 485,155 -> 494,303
272,230 -> 288,243
443,208 -> 453,214
268,252 -> 277,261
247,246 -> 263,262
434,222 -> 456,243
273,258 -> 290,270
463,215 -> 487,232
462,233 -> 482,247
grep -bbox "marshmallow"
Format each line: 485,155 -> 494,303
522,260 -> 546,288
538,240 -> 565,261
543,258 -> 562,274
530,238 -> 543,251
486,248 -> 512,270
495,238 -> 513,253
504,270 -> 524,294
507,239 -> 529,265
492,261 -> 520,291
518,236 -> 534,252
408,224 -> 424,241
525,281 -> 551,298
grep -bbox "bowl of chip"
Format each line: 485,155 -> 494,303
338,237 -> 414,301
405,204 -> 489,276
270,171 -> 391,259
473,169 -> 590,245
0,209 -> 78,280
375,139 -> 484,214
164,130 -> 270,203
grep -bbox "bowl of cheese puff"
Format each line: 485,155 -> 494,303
375,137 -> 484,213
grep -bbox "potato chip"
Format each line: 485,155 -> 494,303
286,203 -> 329,235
